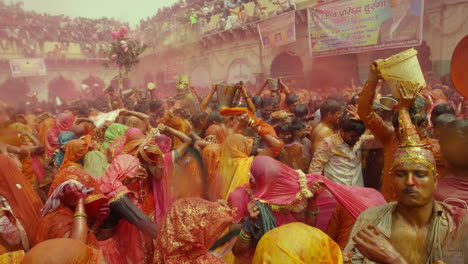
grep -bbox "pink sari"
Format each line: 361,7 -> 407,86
97,154 -> 145,264
151,135 -> 175,225
46,113 -> 75,156
228,156 -> 386,225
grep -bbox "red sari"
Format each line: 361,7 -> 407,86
35,167 -> 107,247
97,154 -> 146,264
154,198 -> 236,264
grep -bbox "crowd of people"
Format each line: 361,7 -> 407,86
0,1 -> 121,58
0,59 -> 466,263
140,0 -> 297,42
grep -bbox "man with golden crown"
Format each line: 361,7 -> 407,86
344,66 -> 467,264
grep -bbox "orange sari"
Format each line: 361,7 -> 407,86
0,128 -> 37,186
202,144 -> 223,201
59,135 -> 92,171
0,155 -> 43,251
38,117 -> 55,158
23,238 -> 102,264
160,112 -> 192,148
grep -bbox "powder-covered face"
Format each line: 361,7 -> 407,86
392,162 -> 436,207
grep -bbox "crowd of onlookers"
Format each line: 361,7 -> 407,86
139,0 -> 297,43
0,1 -> 122,58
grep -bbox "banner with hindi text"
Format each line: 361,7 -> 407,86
9,58 -> 47,77
258,11 -> 296,50
308,0 -> 424,57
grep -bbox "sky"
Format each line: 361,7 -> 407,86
16,0 -> 178,27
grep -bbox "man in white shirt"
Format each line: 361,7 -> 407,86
309,115 -> 375,186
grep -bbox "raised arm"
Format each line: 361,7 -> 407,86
254,80 -> 269,97
396,81 -> 424,144
200,84 -> 217,111
279,78 -> 292,98
357,63 -> 394,143
158,124 -> 191,157
120,109 -> 150,122
240,83 -> 256,113
69,197 -> 88,243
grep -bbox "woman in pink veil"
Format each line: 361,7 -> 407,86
228,156 -> 386,262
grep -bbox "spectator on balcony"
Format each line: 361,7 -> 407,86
274,0 -> 297,15
224,0 -> 238,9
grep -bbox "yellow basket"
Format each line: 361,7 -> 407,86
376,48 -> 426,98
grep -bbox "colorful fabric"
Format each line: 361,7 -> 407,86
391,144 -> 436,173
23,238 -> 102,264
8,123 -> 33,134
0,250 -> 24,263
47,166 -> 106,222
252,223 -> 343,264
220,134 -> 254,199
53,131 -> 77,167
41,179 -> 94,218
0,155 -> 42,250
159,112 -> 191,148
0,128 -> 38,186
155,135 -> 172,154
220,107 -> 283,157
202,144 -> 223,201
152,150 -> 175,224
36,167 -> 105,247
326,204 -> 356,249
205,124 -> 227,144
83,151 -> 109,179
114,128 -> 145,156
229,156 -> 387,222
100,123 -> 129,152
59,135 -> 91,171
433,177 -> 468,209
97,154 -> 140,203
38,117 -> 55,157
154,198 -> 236,264
46,113 -> 76,156
97,154 -> 150,264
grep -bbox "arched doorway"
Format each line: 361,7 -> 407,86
48,76 -> 77,102
226,58 -> 256,87
0,78 -> 30,104
270,51 -> 304,90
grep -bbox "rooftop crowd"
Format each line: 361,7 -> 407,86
0,1 -> 123,58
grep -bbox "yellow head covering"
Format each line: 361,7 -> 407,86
252,223 -> 343,264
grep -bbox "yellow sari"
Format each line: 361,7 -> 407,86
219,134 -> 254,199
252,223 -> 343,264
